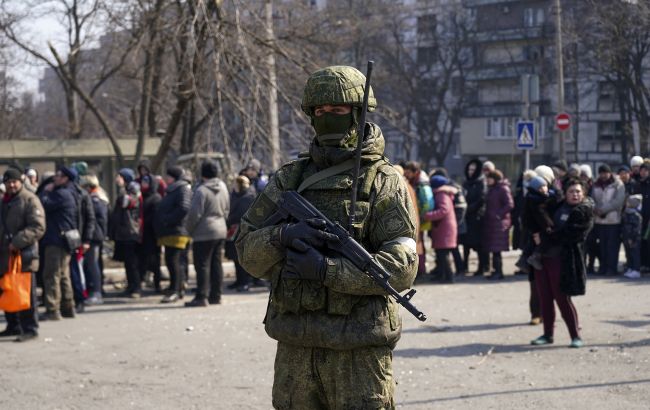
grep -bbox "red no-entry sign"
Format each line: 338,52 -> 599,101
556,112 -> 571,131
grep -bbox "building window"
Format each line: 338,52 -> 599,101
417,46 -> 438,68
598,121 -> 623,152
417,14 -> 437,42
524,8 -> 545,27
523,45 -> 544,61
598,81 -> 618,112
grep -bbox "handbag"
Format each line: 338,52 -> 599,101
62,229 -> 82,252
0,253 -> 31,312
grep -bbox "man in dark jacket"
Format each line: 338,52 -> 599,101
40,166 -> 80,320
462,159 -> 489,275
0,167 -> 46,341
185,160 -> 230,306
81,175 -> 109,305
137,174 -> 163,293
110,168 -> 142,298
226,175 -> 257,291
70,171 -> 96,313
155,166 -> 192,303
637,164 -> 650,271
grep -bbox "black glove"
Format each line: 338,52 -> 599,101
280,218 -> 337,249
283,240 -> 327,281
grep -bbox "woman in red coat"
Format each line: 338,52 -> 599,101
424,175 -> 458,283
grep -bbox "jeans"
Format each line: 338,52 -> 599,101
595,224 -> 621,275
435,249 -> 453,282
164,247 -> 183,295
192,240 -> 224,300
624,241 -> 641,271
118,240 -> 140,293
83,244 -> 102,294
4,272 -> 38,334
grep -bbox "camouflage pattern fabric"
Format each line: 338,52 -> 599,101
235,124 -> 418,350
272,342 -> 395,410
301,65 -> 377,116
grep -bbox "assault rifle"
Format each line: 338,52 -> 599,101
263,190 -> 427,322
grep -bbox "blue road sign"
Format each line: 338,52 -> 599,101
517,121 -> 535,150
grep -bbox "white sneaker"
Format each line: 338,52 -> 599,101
624,270 -> 641,279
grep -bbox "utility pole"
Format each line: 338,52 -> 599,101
265,0 -> 281,171
554,0 -> 566,161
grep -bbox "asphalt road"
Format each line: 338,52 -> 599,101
2,255 -> 650,410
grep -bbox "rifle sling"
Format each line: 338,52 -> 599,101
297,159 -> 356,193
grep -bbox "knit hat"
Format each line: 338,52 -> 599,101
534,165 -> 555,185
118,168 -> 135,185
569,163 -> 581,176
579,164 -> 593,180
641,163 -> 650,171
528,176 -> 547,192
486,170 -> 503,182
166,165 -> 184,181
630,156 -> 644,167
25,168 -> 37,178
59,166 -> 78,182
618,165 -> 631,173
482,161 -> 496,172
627,194 -> 642,209
3,167 -> 22,182
201,160 -> 219,179
598,164 -> 611,174
553,159 -> 568,173
72,161 -> 89,176
429,175 -> 448,189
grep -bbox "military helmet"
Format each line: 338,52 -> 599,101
301,65 -> 377,116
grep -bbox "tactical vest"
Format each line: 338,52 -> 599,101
270,157 -> 388,316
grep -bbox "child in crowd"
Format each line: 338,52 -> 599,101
623,194 -> 643,279
523,176 -> 556,271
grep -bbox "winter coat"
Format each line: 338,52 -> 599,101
227,187 -> 256,228
591,176 -> 625,225
110,185 -> 141,243
155,179 -> 191,238
140,179 -> 162,253
547,199 -> 594,296
449,181 -> 467,236
186,178 -> 230,242
482,181 -> 514,252
412,172 -> 434,232
522,189 -> 556,235
40,181 -> 80,249
73,184 -> 96,245
635,177 -> 650,224
89,189 -> 109,243
622,208 -> 643,245
0,187 -> 45,273
462,159 -> 486,248
424,186 -> 458,249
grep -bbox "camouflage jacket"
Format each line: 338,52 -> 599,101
236,124 -> 418,350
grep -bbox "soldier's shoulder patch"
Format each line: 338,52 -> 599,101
377,204 -> 413,239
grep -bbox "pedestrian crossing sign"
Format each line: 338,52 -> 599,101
517,121 -> 535,150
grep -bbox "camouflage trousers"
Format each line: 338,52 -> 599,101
272,342 -> 395,410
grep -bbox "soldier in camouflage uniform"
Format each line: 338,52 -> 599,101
236,66 -> 418,409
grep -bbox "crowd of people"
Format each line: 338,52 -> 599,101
1,151 -> 648,345
0,158 -> 269,342
398,155 -> 650,347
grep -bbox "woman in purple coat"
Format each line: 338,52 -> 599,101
483,170 -> 514,279
424,175 -> 458,283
